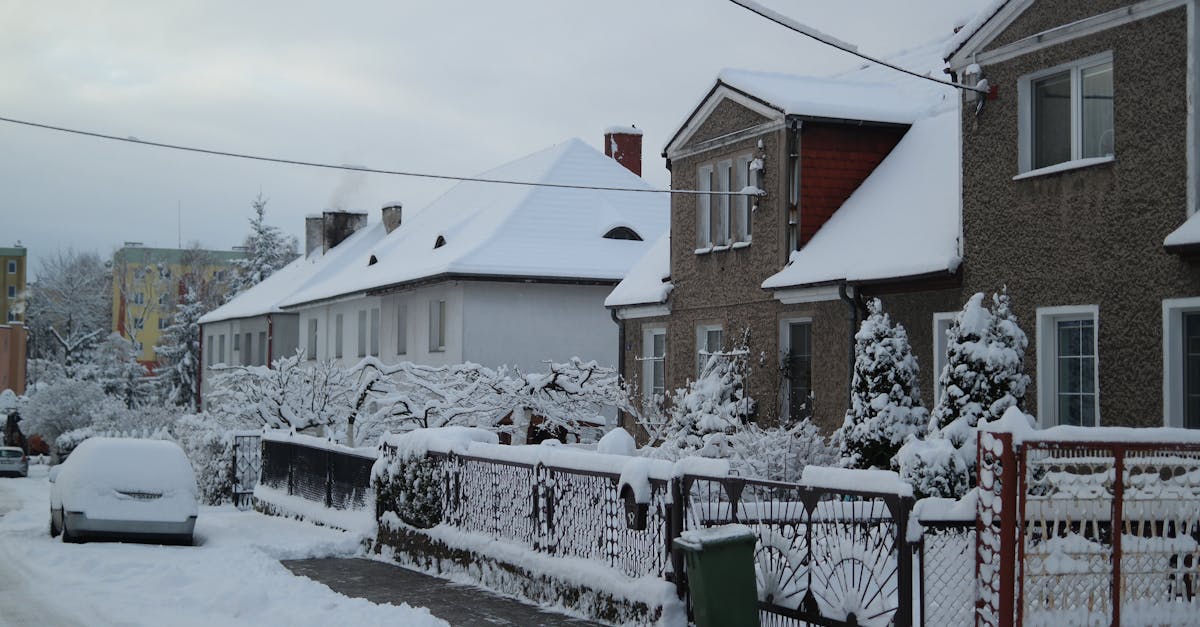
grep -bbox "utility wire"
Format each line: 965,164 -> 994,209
0,114 -> 761,196
728,0 -> 988,94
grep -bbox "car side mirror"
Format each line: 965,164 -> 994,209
48,466 -> 60,483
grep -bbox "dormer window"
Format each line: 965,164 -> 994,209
434,236 -> 447,249
603,226 -> 642,241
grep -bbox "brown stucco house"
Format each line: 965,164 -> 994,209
606,42 -> 966,435
945,0 -> 1200,429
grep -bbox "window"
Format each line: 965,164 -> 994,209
783,320 -> 812,421
258,332 -> 267,366
429,300 -> 446,352
306,319 -> 317,360
6,311 -> 16,322
357,310 -> 367,357
133,316 -> 144,330
1161,297 -> 1200,427
734,155 -> 752,242
335,314 -> 344,358
157,318 -> 169,330
5,260 -> 14,274
133,292 -> 145,305
233,333 -> 241,353
396,303 -> 408,355
6,286 -> 14,298
642,328 -> 666,401
932,312 -> 957,404
215,270 -> 226,281
218,334 -> 226,364
207,336 -> 213,366
696,165 -> 713,248
603,227 -> 642,241
696,324 -> 723,376
716,159 -> 732,246
1036,306 -> 1099,427
369,308 -> 380,357
158,293 -> 168,306
243,332 -> 252,366
1020,53 -> 1114,172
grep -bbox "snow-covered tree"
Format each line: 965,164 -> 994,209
154,285 -> 205,409
506,358 -> 632,442
208,351 -> 356,432
838,298 -> 928,470
353,360 -> 509,443
95,332 -> 153,409
652,346 -> 756,460
23,250 -> 111,375
229,194 -> 298,297
21,378 -> 108,443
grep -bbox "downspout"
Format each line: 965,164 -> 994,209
195,322 -> 204,412
838,283 -> 863,409
611,308 -> 626,429
267,315 -> 274,368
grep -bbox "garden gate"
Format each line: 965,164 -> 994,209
232,432 -> 262,509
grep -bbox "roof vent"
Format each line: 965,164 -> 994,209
368,254 -> 378,266
603,226 -> 642,241
434,235 -> 447,249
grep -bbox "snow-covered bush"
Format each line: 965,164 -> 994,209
208,352 -> 356,432
171,414 -> 241,505
22,378 -> 109,443
899,289 -> 1030,498
724,420 -> 836,482
838,299 -> 928,470
373,450 -> 443,529
651,346 -> 755,460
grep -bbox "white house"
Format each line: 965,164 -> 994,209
275,132 -> 669,375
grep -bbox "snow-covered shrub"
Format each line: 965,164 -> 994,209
724,420 -> 836,482
172,414 -> 239,505
596,427 -> 637,456
22,378 -> 108,443
651,346 -> 755,460
894,436 -> 969,499
838,299 -> 928,470
373,451 -> 443,529
208,352 -> 356,432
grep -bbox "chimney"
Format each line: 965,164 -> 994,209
322,210 -> 368,250
604,125 -> 643,177
381,202 -> 403,234
305,215 -> 324,256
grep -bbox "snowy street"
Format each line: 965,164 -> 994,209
0,465 -> 446,627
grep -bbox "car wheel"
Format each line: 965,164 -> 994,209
61,519 -> 81,544
49,512 -> 60,538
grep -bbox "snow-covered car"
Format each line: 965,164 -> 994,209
49,438 -> 198,544
0,446 -> 28,477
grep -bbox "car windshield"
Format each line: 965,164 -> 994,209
0,450 -> 22,458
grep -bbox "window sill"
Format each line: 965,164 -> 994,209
694,247 -> 713,255
731,240 -> 751,249
1013,155 -> 1114,181
696,241 -> 751,255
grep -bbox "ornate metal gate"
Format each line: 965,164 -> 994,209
232,432 -> 262,509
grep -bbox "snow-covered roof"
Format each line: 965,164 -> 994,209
279,138 -> 668,308
717,69 -> 931,125
1165,212 -> 1200,251
943,0 -> 1013,63
198,223 -> 387,324
762,107 -> 961,290
603,233 -> 671,308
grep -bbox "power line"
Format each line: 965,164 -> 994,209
728,0 -> 987,95
0,114 -> 761,197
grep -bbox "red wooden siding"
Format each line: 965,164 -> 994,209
799,123 -> 906,245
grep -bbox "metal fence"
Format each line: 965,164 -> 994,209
231,432 -> 262,509
977,431 -> 1200,627
260,437 -> 376,510
916,520 -> 976,626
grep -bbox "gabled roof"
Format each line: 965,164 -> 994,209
603,233 -> 671,308
717,69 -> 930,124
278,138 -> 669,308
198,223 -> 386,324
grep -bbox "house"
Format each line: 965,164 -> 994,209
1,244 -> 26,325
196,210 -> 384,406
273,132 -> 669,377
607,41 -> 963,434
111,244 -> 244,368
946,0 -> 1199,428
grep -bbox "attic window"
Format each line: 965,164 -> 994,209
434,236 -> 447,249
368,255 -> 378,266
603,226 -> 642,241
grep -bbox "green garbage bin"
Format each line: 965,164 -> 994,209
673,523 -> 760,627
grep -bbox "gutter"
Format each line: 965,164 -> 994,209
611,308 -> 626,429
282,272 -> 622,311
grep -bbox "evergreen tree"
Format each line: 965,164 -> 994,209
985,287 -> 1029,424
656,345 -> 756,460
155,286 -> 205,410
929,292 -> 994,444
838,298 -> 928,470
96,332 -> 152,409
229,194 -> 297,297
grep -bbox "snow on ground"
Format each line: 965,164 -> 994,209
0,465 -> 446,627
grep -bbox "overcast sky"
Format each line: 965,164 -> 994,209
0,0 -> 986,279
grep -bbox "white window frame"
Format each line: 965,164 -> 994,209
780,317 -> 813,421
429,300 -> 446,352
1036,305 -> 1100,427
696,165 -> 713,250
715,159 -> 732,247
1017,51 -> 1114,174
734,154 -> 753,244
932,312 -> 957,404
642,326 -> 667,402
1162,297 -> 1200,427
396,302 -> 408,355
696,323 -> 723,376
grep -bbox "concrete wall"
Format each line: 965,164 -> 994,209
378,283 -> 466,368
298,296 -> 385,368
960,4 -> 1195,426
461,282 -> 617,373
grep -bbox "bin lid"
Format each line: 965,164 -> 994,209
673,523 -> 756,551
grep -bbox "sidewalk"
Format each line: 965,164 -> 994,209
282,557 -> 604,627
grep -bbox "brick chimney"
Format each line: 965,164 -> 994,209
305,216 -> 323,256
604,126 -> 643,177
322,210 -> 368,250
381,202 -> 403,234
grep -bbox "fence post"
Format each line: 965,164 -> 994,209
1111,446 -> 1125,627
670,476 -> 687,599
895,495 -> 914,627
977,430 -> 1017,627
287,441 -> 295,497
325,449 -> 334,509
